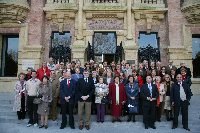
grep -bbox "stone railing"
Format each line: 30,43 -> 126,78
0,0 -> 30,24
44,0 -> 78,11
83,0 -> 126,10
181,0 -> 200,24
133,0 -> 165,9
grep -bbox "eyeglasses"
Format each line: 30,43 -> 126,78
165,77 -> 169,78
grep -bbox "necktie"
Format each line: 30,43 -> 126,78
68,79 -> 70,88
148,84 -> 152,97
85,78 -> 88,83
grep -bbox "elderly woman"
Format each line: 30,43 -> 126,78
163,74 -> 174,121
13,72 -> 27,120
37,76 -> 52,129
109,76 -> 126,122
95,77 -> 109,123
125,75 -> 139,122
155,76 -> 165,122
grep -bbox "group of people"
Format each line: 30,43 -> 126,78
13,57 -> 193,131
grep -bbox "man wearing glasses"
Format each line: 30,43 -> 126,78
76,70 -> 95,130
171,74 -> 192,131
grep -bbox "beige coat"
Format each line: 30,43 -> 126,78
158,83 -> 165,102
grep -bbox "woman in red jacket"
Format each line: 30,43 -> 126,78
37,61 -> 51,81
109,76 -> 126,122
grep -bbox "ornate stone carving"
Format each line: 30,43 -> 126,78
181,1 -> 200,24
134,10 -> 166,33
0,0 -> 29,24
87,18 -> 123,30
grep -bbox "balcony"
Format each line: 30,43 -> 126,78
83,0 -> 127,11
43,0 -> 78,11
133,0 -> 166,10
181,0 -> 200,24
0,0 -> 30,24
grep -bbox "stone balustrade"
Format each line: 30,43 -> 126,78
83,0 -> 126,11
133,0 -> 165,9
44,0 -> 77,11
0,0 -> 30,24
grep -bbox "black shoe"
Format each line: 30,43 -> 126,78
127,118 -> 131,122
157,119 -> 161,122
101,121 -> 104,123
184,127 -> 190,131
70,126 -> 75,129
44,125 -> 48,129
145,126 -> 148,129
150,126 -> 156,129
60,125 -> 66,129
39,125 -> 44,128
117,119 -> 121,122
112,119 -> 116,123
172,126 -> 177,129
132,119 -> 136,122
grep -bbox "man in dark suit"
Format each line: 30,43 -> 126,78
76,70 -> 95,130
140,76 -> 158,129
171,74 -> 192,131
60,71 -> 76,129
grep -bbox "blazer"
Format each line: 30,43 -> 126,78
76,77 -> 95,102
140,83 -> 159,102
170,82 -> 192,106
60,78 -> 76,104
125,83 -> 139,105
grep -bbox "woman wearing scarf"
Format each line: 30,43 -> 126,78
109,76 -> 126,122
155,76 -> 165,122
13,72 -> 27,120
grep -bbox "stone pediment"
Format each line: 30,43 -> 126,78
181,0 -> 200,24
0,0 -> 30,24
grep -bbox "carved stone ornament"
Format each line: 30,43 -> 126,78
87,18 -> 123,30
0,0 -> 30,24
181,1 -> 200,24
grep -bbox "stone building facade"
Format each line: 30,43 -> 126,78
0,0 -> 200,93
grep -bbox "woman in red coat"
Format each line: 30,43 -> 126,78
37,61 -> 51,81
109,76 -> 126,122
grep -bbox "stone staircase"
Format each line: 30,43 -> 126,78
0,92 -> 200,132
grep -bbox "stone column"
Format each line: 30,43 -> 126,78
77,0 -> 84,40
126,0 -> 133,40
25,0 -> 45,70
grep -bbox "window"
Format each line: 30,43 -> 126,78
138,32 -> 160,63
192,34 -> 200,78
49,32 -> 71,64
138,32 -> 159,48
0,35 -> 19,77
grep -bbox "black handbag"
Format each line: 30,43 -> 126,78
101,96 -> 111,104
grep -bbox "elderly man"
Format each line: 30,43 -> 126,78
140,76 -> 158,129
171,74 -> 192,131
47,57 -> 56,71
60,71 -> 76,129
76,70 -> 95,130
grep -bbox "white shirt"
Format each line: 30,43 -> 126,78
26,78 -> 41,96
179,82 -> 186,101
115,83 -> 119,105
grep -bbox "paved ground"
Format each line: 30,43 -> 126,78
0,93 -> 200,133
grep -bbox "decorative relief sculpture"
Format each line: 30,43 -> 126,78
93,32 -> 116,54
87,18 -> 123,30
